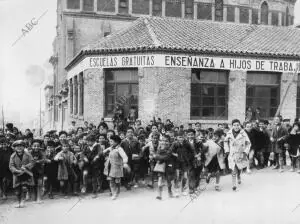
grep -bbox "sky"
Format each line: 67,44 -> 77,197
0,0 -> 300,127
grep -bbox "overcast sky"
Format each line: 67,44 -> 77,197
0,0 -> 300,125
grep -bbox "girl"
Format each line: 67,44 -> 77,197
54,140 -> 77,197
224,119 -> 251,191
103,135 -> 129,200
9,140 -> 34,208
285,123 -> 300,172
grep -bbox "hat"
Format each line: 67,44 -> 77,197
47,140 -> 55,147
283,119 -> 291,122
110,135 -> 122,144
31,138 -> 43,146
0,135 -> 7,144
59,131 -> 68,137
48,130 -> 57,135
85,134 -> 97,142
24,132 -> 34,139
12,140 -> 26,147
6,123 -> 13,130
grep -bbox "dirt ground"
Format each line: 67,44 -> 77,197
1,167 -> 300,224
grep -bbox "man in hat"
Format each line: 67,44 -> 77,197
5,123 -> 14,134
0,135 -> 13,200
9,140 -> 34,208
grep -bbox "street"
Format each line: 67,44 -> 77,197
1,167 -> 300,224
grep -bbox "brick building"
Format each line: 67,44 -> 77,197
66,17 -> 300,128
48,0 -> 297,130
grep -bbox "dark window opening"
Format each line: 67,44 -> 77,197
190,69 -> 228,120
261,2 -> 269,25
215,0 -> 223,21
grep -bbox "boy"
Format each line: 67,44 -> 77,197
224,119 -> 251,191
9,140 -> 34,208
31,139 -> 46,203
43,140 -> 57,199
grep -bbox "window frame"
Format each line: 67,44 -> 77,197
246,72 -> 281,119
190,69 -> 229,120
67,0 -> 80,9
104,69 -> 139,118
215,0 -> 223,21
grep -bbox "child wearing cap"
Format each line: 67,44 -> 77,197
9,140 -> 34,208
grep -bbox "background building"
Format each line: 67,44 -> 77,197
49,0 -> 297,130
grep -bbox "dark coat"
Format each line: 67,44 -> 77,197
81,143 -> 104,174
0,147 -> 13,178
285,133 -> 300,156
120,139 -> 141,166
9,152 -> 34,188
254,129 -> 270,152
271,125 -> 288,153
170,140 -> 194,169
31,150 -> 46,178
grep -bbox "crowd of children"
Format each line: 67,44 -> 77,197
0,115 -> 299,207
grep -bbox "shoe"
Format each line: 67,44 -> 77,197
168,192 -> 174,198
92,193 -> 98,199
20,200 -> 25,208
133,184 -> 138,188
48,193 -> 54,199
2,195 -> 7,200
232,186 -> 237,191
215,186 -> 221,191
156,196 -> 162,200
297,170 -> 300,174
111,195 -> 117,200
147,184 -> 154,189
81,187 -> 86,194
272,166 -> 279,170
246,169 -> 251,174
182,191 -> 188,196
289,168 -> 295,172
279,168 -> 284,173
206,173 -> 211,184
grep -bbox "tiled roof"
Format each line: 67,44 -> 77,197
66,17 -> 300,70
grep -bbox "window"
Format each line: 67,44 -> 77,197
240,7 -> 249,23
132,0 -> 149,14
83,0 -> 94,11
272,12 -> 278,26
261,2 -> 268,25
74,76 -> 78,115
297,74 -> 300,118
153,0 -> 162,16
166,0 -> 181,17
215,0 -> 223,21
70,79 -> 73,114
105,69 -> 139,118
227,6 -> 235,22
119,0 -> 128,14
97,0 -> 115,12
197,3 -> 212,20
67,0 -> 80,9
185,0 -> 193,19
79,73 -> 84,116
252,9 -> 258,24
191,70 -> 228,120
282,12 -> 285,26
246,72 -> 280,119
286,7 -> 289,26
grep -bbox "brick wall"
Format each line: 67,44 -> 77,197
228,70 -> 247,122
81,68 -> 104,125
138,67 -> 191,126
280,72 -> 297,120
132,0 -> 150,14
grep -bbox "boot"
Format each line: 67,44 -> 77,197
156,186 -> 163,200
168,186 -> 173,198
